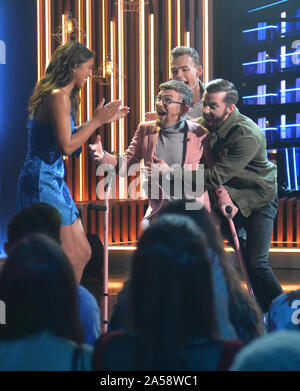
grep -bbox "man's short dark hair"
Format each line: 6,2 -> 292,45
170,46 -> 201,67
159,80 -> 193,107
205,79 -> 239,106
7,203 -> 61,249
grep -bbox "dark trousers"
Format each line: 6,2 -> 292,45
219,198 -> 283,313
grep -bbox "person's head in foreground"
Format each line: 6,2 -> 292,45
5,202 -> 61,255
155,80 -> 192,128
266,289 -> 300,333
0,233 -> 83,343
230,330 -> 300,371
157,199 -> 265,343
129,213 -> 218,369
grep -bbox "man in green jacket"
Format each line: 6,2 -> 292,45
200,78 -> 283,313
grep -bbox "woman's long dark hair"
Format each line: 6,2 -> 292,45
0,233 -> 83,344
28,40 -> 94,120
129,214 -> 218,370
157,199 -> 264,342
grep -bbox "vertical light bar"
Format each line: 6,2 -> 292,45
260,85 -> 266,104
281,114 -> 286,139
139,0 -> 146,198
61,13 -> 67,165
293,148 -> 298,190
78,0 -> 83,201
177,0 -> 181,46
86,0 -> 91,120
203,0 -> 210,83
78,0 -> 82,42
139,0 -> 145,120
45,0 -> 51,68
281,80 -> 286,103
150,12 -> 155,112
258,117 -> 266,130
285,148 -> 291,190
110,20 -> 115,150
84,0 -> 92,202
281,45 -> 286,69
102,0 -> 106,71
37,0 -> 41,81
62,14 -> 66,44
186,31 -> 190,47
297,112 -> 300,139
118,0 -> 125,198
281,11 -> 286,35
168,0 -> 172,79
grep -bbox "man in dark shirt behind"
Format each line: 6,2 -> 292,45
199,78 -> 282,313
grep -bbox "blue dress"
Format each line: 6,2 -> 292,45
16,112 -> 81,225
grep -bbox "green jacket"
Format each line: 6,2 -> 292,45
199,107 -> 277,217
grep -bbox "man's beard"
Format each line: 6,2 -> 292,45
203,109 -> 228,132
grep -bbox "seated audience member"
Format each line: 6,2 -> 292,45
230,330 -> 300,371
108,280 -> 132,333
5,201 -> 62,249
266,290 -> 300,333
0,234 -> 92,370
4,203 -> 100,346
157,200 -> 265,343
109,199 -> 264,343
93,214 -> 243,371
77,284 -> 101,346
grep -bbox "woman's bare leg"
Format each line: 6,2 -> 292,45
60,218 -> 92,283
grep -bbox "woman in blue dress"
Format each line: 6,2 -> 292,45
16,41 -> 129,282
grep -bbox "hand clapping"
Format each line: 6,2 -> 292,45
93,99 -> 130,127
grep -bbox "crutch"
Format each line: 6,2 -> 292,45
225,206 -> 255,297
88,174 -> 114,334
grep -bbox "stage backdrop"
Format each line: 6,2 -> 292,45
0,0 -> 37,256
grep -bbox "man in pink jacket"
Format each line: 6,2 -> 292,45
89,80 -> 236,223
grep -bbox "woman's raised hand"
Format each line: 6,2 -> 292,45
93,98 -> 130,127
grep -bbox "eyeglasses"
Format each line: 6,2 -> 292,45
155,95 -> 184,106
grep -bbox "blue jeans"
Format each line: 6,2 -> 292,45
219,198 -> 283,313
